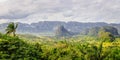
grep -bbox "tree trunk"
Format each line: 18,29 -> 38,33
13,31 -> 16,37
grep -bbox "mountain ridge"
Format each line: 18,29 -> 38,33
0,21 -> 120,35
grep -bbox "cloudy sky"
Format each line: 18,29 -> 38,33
0,0 -> 120,24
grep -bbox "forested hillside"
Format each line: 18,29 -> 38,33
0,22 -> 120,60
0,33 -> 120,60
0,0 -> 120,59
81,26 -> 119,36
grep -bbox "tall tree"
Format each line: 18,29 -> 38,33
6,22 -> 18,37
98,29 -> 115,42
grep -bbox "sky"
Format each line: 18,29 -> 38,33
0,0 -> 120,24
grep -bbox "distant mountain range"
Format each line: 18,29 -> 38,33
0,21 -> 120,35
81,26 -> 119,36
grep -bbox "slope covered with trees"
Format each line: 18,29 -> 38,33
0,22 -> 120,60
82,26 -> 119,36
55,25 -> 73,37
0,33 -> 120,60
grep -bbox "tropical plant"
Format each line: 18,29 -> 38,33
98,30 -> 115,42
0,33 -> 120,60
6,22 -> 18,37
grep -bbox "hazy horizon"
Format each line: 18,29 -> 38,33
1,20 -> 120,24
0,0 -> 120,24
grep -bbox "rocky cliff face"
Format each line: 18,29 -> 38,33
55,25 -> 72,37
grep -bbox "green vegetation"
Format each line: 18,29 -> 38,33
6,22 -> 18,37
98,30 -> 115,42
0,22 -> 120,60
82,26 -> 119,36
55,25 -> 73,37
0,33 -> 120,60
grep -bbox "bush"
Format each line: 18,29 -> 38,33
0,34 -> 120,60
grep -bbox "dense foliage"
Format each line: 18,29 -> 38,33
0,33 -> 120,60
5,22 -> 18,37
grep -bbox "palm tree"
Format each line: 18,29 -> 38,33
6,22 -> 18,37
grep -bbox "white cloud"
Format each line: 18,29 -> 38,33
0,0 -> 8,3
0,0 -> 120,23
0,19 -> 9,24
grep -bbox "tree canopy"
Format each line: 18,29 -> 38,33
6,22 -> 18,37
